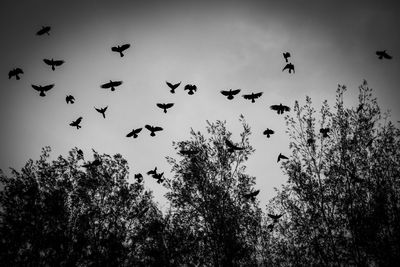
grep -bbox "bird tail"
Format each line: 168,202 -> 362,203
151,132 -> 155,137
52,66 -> 55,71
164,109 -> 167,113
40,91 -> 46,97
16,75 -> 20,80
119,52 -> 124,57
102,113 -> 105,119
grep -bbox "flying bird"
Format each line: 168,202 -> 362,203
243,190 -> 260,201
153,172 -> 164,184
31,83 -> 54,97
282,63 -> 295,73
166,81 -> 181,93
263,128 -> 274,138
320,128 -> 330,138
376,50 -> 392,60
134,173 -> 143,183
36,26 -> 51,36
225,139 -> 244,153
147,167 -> 158,176
100,80 -> 122,91
242,92 -> 263,103
66,95 -> 75,104
145,125 -> 163,137
157,103 -> 174,113
270,104 -> 291,114
8,68 -> 23,80
277,153 -> 288,162
126,128 -> 142,138
283,52 -> 291,62
70,117 -> 82,129
220,89 -> 241,100
184,84 -> 197,95
268,213 -> 283,223
43,58 -> 65,71
95,106 -> 108,118
111,44 -> 131,57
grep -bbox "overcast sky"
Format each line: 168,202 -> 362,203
1,0 -> 399,208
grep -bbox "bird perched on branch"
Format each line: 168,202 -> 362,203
282,63 -> 295,73
100,80 -> 122,91
145,125 -> 163,137
95,106 -> 108,118
277,153 -> 288,162
126,128 -> 142,138
36,26 -> 51,36
8,68 -> 23,80
184,84 -> 197,95
243,190 -> 260,201
32,84 -> 54,97
66,95 -> 75,104
283,52 -> 291,62
43,58 -> 64,71
320,128 -> 330,138
270,103 -> 290,114
376,50 -> 392,60
111,44 -> 130,57
220,89 -> 241,100
242,92 -> 263,103
166,81 -> 181,93
263,128 -> 274,138
157,103 -> 174,113
70,117 -> 82,129
225,139 -> 244,153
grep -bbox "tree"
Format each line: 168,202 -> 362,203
0,147 -> 164,266
265,81 -> 400,266
164,116 -> 263,266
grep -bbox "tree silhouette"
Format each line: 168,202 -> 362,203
0,147 -> 162,266
263,81 -> 400,266
164,116 -> 263,266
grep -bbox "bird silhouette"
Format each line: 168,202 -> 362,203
145,125 -> 163,136
320,128 -> 330,138
283,52 -> 291,62
157,103 -> 174,113
184,84 -> 197,95
153,172 -> 164,184
8,68 -> 23,80
270,103 -> 290,114
36,26 -> 51,36
220,89 -> 241,100
282,63 -> 295,73
95,106 -> 108,118
147,167 -> 158,176
242,92 -> 263,103
66,95 -> 75,104
126,128 -> 142,138
43,58 -> 65,71
134,173 -> 143,183
243,189 -> 260,201
376,50 -> 392,60
268,213 -> 283,223
31,83 -> 54,97
277,153 -> 288,162
111,44 -> 131,57
166,81 -> 181,93
100,80 -> 122,91
263,128 -> 274,138
70,117 -> 82,129
225,139 -> 244,153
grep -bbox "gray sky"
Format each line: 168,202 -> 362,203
1,0 -> 399,208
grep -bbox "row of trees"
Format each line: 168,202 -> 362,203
1,81 -> 399,266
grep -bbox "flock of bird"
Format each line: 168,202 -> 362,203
7,25 -> 394,230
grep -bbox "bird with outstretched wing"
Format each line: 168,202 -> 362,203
126,128 -> 142,138
225,139 -> 245,153
36,26 -> 51,36
263,128 -> 274,138
166,81 -> 181,93
8,68 -> 23,80
270,103 -> 290,114
282,62 -> 295,73
43,58 -> 65,71
95,106 -> 108,118
376,50 -> 392,60
242,92 -> 263,103
277,153 -> 288,162
145,125 -> 163,136
66,95 -> 75,104
32,83 -> 54,97
111,44 -> 131,57
157,103 -> 174,113
220,89 -> 241,100
100,80 -> 122,91
184,84 -> 197,95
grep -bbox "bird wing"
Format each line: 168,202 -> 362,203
16,68 -> 23,74
220,90 -> 230,96
42,84 -> 54,91
95,107 -> 101,113
282,105 -> 291,112
145,125 -> 154,131
100,82 -> 111,88
153,126 -> 163,132
164,103 -> 174,109
76,117 -> 82,124
126,131 -> 134,137
280,154 -> 288,160
263,129 -> 274,135
111,81 -> 122,86
120,44 -> 130,51
231,89 -> 241,95
383,52 -> 392,59
134,128 -> 142,134
270,105 -> 279,111
157,103 -> 165,109
31,85 -> 41,91
166,81 -> 181,89
242,94 -> 252,100
253,92 -> 263,98
43,59 -> 52,65
111,46 -> 120,52
184,84 -> 195,90
53,60 -> 64,66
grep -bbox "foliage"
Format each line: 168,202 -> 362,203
0,147 -> 163,266
265,81 -> 400,266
